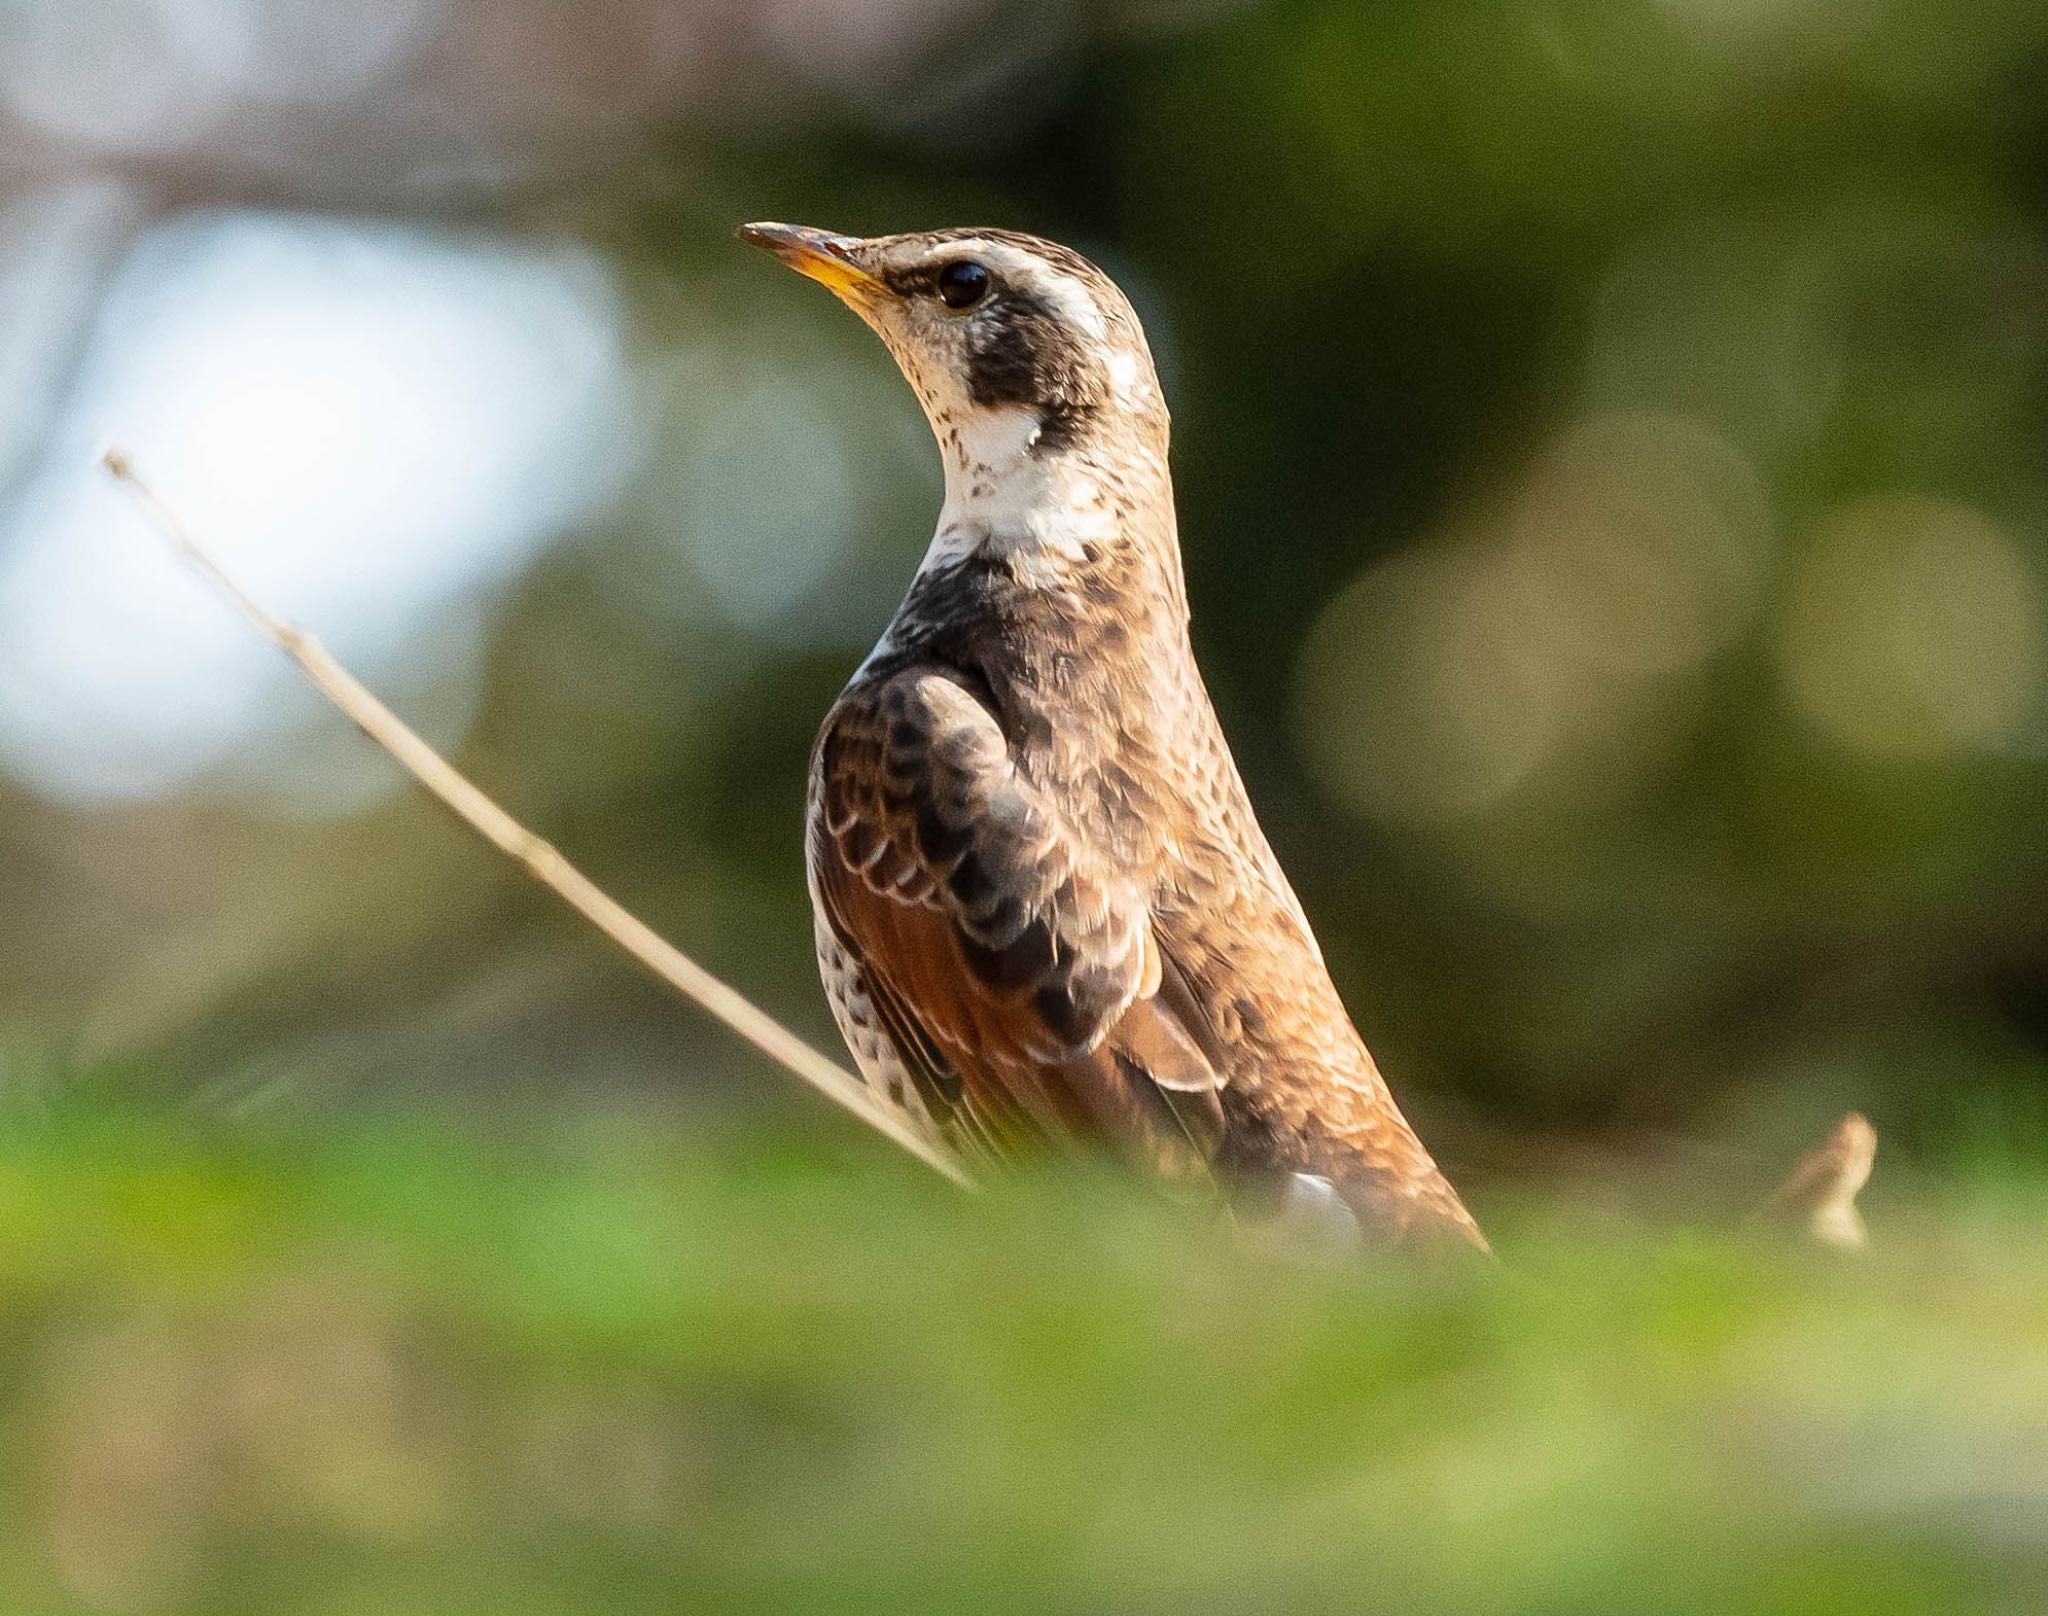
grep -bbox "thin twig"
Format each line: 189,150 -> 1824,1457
101,448 -> 970,1188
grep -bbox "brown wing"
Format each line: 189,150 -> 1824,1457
810,666 -> 1226,1180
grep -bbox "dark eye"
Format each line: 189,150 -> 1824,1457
936,260 -> 990,309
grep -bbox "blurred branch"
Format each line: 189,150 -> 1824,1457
100,449 -> 971,1189
1755,1111 -> 1876,1250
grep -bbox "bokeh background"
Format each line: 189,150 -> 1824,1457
3,0 -> 2048,1172
6,0 -> 2045,1171
3,2 -> 2048,1611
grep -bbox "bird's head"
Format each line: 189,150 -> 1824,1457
740,223 -> 1167,482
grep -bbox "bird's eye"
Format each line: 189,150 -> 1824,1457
936,260 -> 990,309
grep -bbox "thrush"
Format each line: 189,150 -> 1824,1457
741,221 -> 1485,1252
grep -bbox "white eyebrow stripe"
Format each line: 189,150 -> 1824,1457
949,239 -> 1109,343
1038,272 -> 1108,342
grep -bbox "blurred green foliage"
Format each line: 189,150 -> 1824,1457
1,1090 -> 2044,1614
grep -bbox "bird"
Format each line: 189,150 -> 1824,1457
740,221 -> 1485,1253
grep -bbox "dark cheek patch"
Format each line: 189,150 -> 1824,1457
963,290 -> 1108,453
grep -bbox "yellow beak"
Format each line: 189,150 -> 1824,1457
738,222 -> 883,301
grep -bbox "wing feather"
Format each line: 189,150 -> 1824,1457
811,666 -> 1224,1177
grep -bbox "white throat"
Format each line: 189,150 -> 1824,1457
854,392 -> 1177,676
937,404 -> 1048,528
916,404 -> 1111,581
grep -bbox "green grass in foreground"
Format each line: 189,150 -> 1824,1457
0,1101 -> 2044,1615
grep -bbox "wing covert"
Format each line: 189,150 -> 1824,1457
810,667 -> 1224,1175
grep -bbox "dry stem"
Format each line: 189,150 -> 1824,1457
101,449 -> 970,1187
1756,1111 -> 1876,1249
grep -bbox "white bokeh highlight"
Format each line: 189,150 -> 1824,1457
0,209 -> 638,807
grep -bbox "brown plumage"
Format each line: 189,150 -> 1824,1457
742,222 -> 1485,1252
